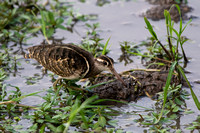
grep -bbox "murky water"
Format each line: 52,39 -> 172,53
4,0 -> 200,132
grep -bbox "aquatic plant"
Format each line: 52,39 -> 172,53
0,0 -> 199,132
143,4 -> 200,120
0,0 -> 93,46
81,23 -> 110,56
186,115 -> 200,132
135,84 -> 191,132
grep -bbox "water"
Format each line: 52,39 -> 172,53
4,0 -> 200,132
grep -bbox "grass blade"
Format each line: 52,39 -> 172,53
86,79 -> 114,90
181,19 -> 192,34
0,91 -> 43,105
144,17 -> 172,59
158,61 -> 177,121
63,95 -> 98,132
128,51 -> 153,58
175,4 -> 182,34
177,65 -> 200,110
164,10 -> 174,59
102,37 -> 111,55
144,17 -> 158,40
40,11 -> 50,44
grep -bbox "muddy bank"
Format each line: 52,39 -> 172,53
143,0 -> 193,22
90,69 -> 181,102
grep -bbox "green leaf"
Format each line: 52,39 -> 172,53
43,103 -> 51,110
86,80 -> 114,90
39,11 -> 50,44
63,95 -> 98,132
164,10 -> 169,26
28,27 -> 41,34
106,128 -> 115,133
108,120 -> 118,127
158,61 -> 177,121
46,28 -> 54,38
29,123 -> 38,132
175,5 -> 182,34
66,18 -> 73,26
48,11 -> 55,24
89,114 -> 97,122
170,114 -> 177,119
184,110 -> 194,114
172,106 -> 180,112
102,37 -> 111,55
128,51 -> 153,58
98,116 -> 106,127
11,91 -> 43,102
176,129 -> 182,133
144,17 -> 158,40
46,123 -> 57,132
181,19 -> 192,35
40,11 -> 47,37
116,129 -> 124,133
186,126 -> 196,130
20,14 -> 32,21
11,8 -> 17,16
39,124 -> 46,133
170,27 -> 179,37
177,65 -> 200,110
56,18 -> 64,25
57,25 -> 66,30
175,97 -> 184,105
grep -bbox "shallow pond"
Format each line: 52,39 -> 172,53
3,0 -> 200,132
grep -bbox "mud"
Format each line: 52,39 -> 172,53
143,0 -> 193,22
90,68 -> 181,102
90,75 -> 140,102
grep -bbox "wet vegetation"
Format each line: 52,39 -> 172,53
0,0 -> 200,132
